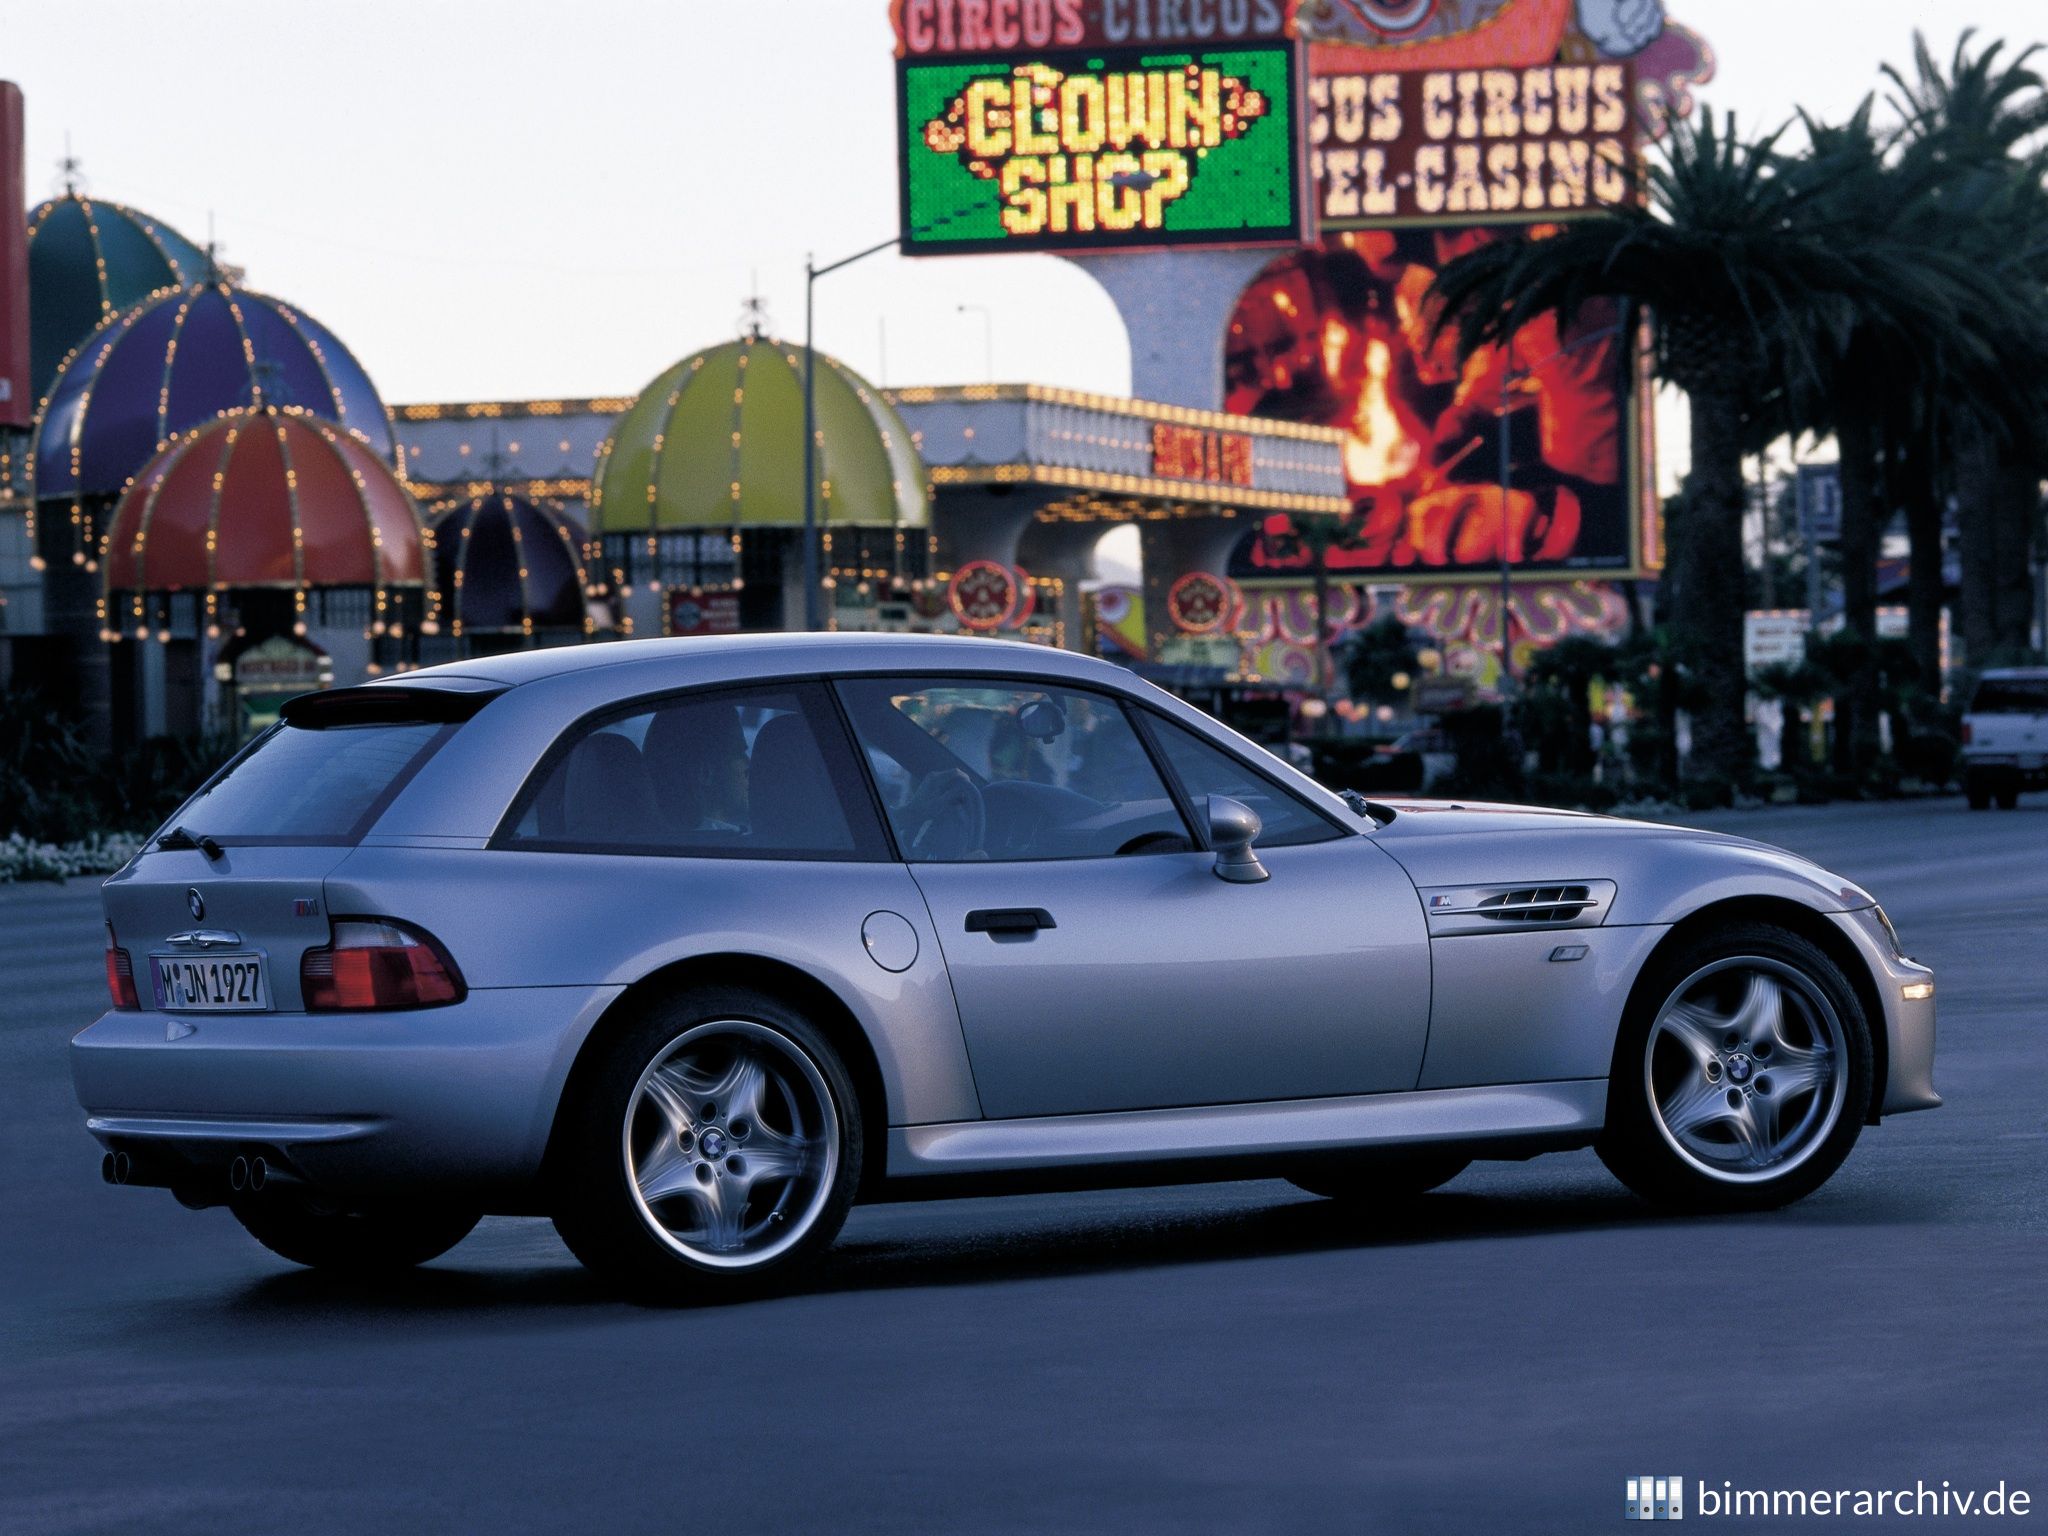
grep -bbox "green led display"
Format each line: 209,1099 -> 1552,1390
898,43 -> 1304,255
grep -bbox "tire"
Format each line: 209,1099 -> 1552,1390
550,986 -> 862,1302
1289,1153 -> 1470,1203
1965,776 -> 1991,811
232,1197 -> 479,1274
1996,783 -> 2020,810
1598,921 -> 1871,1213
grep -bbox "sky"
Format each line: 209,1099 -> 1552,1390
7,0 -> 2045,426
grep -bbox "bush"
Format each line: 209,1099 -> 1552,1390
0,831 -> 145,883
1521,770 -> 1620,812
0,688 -> 100,842
1309,738 -> 1424,794
1897,730 -> 1959,788
1435,705 -> 1524,801
1679,770 -> 1739,811
0,687 -> 237,843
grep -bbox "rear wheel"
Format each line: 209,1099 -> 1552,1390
1996,783 -> 2020,810
1965,774 -> 1991,810
551,987 -> 861,1302
1289,1153 -> 1470,1203
1598,922 -> 1870,1212
232,1198 -> 479,1274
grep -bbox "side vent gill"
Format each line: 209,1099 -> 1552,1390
1421,879 -> 1615,938
1474,885 -> 1597,923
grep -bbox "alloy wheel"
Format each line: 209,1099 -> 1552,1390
1643,957 -> 1848,1184
622,1020 -> 839,1268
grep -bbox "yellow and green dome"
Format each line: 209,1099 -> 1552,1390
592,335 -> 926,535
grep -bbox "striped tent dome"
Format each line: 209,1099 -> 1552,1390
35,280 -> 396,510
26,192 -> 208,407
592,335 -> 926,535
431,491 -> 591,636
103,407 -> 427,604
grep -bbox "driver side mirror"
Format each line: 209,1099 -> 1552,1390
1207,795 -> 1269,884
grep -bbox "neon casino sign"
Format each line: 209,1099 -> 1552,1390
897,41 -> 1308,253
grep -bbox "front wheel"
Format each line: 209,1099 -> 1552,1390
1598,922 -> 1871,1212
232,1198 -> 479,1274
551,987 -> 861,1302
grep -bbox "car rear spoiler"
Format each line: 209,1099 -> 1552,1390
280,677 -> 507,727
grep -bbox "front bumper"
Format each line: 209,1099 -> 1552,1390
71,984 -> 623,1202
1828,909 -> 1940,1117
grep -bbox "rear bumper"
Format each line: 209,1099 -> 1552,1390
1827,910 -> 1940,1117
1962,755 -> 2048,784
70,984 -> 623,1202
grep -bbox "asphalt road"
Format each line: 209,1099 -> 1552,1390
3,796 -> 2043,1534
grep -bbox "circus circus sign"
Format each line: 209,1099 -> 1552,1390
947,559 -> 1023,629
1167,570 -> 1240,634
1310,61 -> 1634,222
891,0 -> 1297,57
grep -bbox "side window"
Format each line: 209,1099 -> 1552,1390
835,677 -> 1193,862
505,682 -> 886,860
1141,714 -> 1341,848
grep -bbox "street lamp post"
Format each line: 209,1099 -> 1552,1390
957,304 -> 994,381
803,234 -> 903,631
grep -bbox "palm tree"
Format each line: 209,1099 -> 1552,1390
1783,97 -> 2014,766
1429,111 -> 1897,788
1885,32 -> 2048,667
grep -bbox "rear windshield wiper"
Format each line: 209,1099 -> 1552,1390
155,825 -> 223,861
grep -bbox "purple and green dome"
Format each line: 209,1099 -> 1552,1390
33,280 -> 396,506
26,193 -> 208,407
431,491 -> 591,636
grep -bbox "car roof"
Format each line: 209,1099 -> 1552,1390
371,631 -> 1138,691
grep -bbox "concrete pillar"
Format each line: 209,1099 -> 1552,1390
1016,519 -> 1110,655
1137,516 -> 1251,661
930,488 -> 1043,572
1063,249 -> 1278,411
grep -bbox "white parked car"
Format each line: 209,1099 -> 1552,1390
1961,668 -> 2048,810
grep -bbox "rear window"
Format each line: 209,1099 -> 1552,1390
1969,679 -> 2048,715
169,720 -> 452,844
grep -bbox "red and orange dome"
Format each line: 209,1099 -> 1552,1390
104,407 -> 427,594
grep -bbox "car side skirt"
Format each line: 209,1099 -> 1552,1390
878,1079 -> 1606,1199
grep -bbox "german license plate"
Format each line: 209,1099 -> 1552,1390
151,953 -> 269,1012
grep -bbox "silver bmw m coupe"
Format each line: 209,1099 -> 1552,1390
74,634 -> 1939,1299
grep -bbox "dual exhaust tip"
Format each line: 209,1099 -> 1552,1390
100,1148 -> 289,1194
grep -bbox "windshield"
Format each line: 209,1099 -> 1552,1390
163,720 -> 453,845
1969,679 -> 2048,715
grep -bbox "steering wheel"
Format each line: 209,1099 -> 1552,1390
901,769 -> 986,860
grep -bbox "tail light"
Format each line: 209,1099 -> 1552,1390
104,924 -> 139,1011
301,919 -> 464,1011
1960,721 -> 1973,745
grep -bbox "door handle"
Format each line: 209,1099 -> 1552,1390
964,908 -> 1056,935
